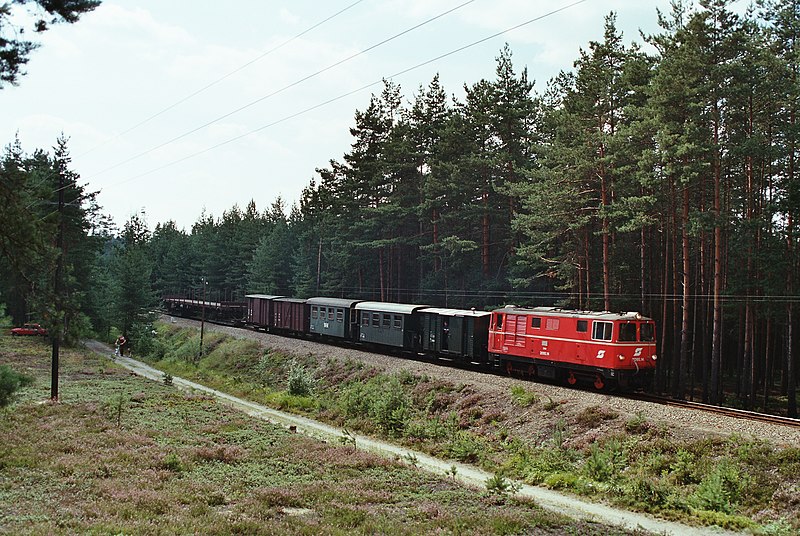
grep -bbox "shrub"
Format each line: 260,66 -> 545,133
0,365 -> 33,407
576,405 -> 618,428
485,472 -> 520,496
690,460 -> 747,514
371,376 -> 410,434
510,384 -> 538,407
160,452 -> 184,473
446,430 -> 485,463
286,360 -> 315,397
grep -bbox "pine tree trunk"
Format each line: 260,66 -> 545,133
600,164 -> 611,312
482,191 -> 490,278
679,184 -> 691,399
788,210 -> 797,418
710,116 -> 723,406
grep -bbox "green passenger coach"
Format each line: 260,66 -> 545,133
355,301 -> 429,350
308,297 -> 362,340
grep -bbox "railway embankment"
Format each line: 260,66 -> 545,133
84,338 -> 742,536
129,318 -> 799,533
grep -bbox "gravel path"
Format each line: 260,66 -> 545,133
168,317 -> 800,447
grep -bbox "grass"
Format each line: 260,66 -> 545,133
28,326 -> 800,535
0,334 -> 652,536
100,325 -> 800,532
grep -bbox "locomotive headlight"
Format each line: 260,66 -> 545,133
651,354 -> 658,361
618,354 -> 625,361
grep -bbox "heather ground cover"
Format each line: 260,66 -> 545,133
139,323 -> 800,534
0,334 -> 643,535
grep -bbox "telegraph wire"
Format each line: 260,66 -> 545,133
77,0 -> 367,158
111,0 -> 588,186
88,0 -> 479,180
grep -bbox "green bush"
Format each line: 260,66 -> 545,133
485,472 -> 520,496
0,365 -> 33,407
446,430 -> 485,463
287,360 -> 315,396
690,460 -> 746,514
584,441 -> 625,483
510,384 -> 538,407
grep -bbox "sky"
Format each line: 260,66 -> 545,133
0,0 -> 745,232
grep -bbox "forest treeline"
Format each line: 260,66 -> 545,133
1,0 -> 798,416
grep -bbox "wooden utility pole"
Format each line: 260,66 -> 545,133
199,277 -> 207,359
51,167 -> 65,401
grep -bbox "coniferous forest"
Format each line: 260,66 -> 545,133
2,1 -> 799,416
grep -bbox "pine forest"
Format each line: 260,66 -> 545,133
1,0 -> 799,416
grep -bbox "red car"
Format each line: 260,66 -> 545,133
10,323 -> 48,336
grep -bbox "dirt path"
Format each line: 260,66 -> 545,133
86,339 -> 741,536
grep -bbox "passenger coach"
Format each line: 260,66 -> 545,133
489,307 -> 657,390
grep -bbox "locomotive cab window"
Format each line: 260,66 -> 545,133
531,317 -> 541,329
576,320 -> 588,333
592,321 -> 613,341
619,323 -> 637,342
640,323 -> 655,342
495,314 -> 503,330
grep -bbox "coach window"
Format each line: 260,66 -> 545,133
640,323 -> 655,342
393,315 -> 402,329
592,321 -> 613,341
311,306 -> 318,319
328,308 -> 334,321
382,314 -> 391,328
576,320 -> 588,333
336,310 -> 344,323
372,313 -> 380,327
619,323 -> 637,342
361,312 -> 369,326
531,317 -> 541,329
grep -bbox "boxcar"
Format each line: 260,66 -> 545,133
419,308 -> 491,364
163,297 -> 246,323
488,307 -> 657,389
355,302 -> 429,350
246,294 -> 285,329
307,297 -> 363,340
272,297 -> 309,334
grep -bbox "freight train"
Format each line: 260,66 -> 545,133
162,294 -> 658,391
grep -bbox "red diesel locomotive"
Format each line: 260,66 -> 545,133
488,307 -> 657,390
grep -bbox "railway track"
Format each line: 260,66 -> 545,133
629,393 -> 800,428
162,311 -> 800,430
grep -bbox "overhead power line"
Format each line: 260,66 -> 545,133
111,0 -> 589,187
78,0 -> 367,158
88,0 -> 478,179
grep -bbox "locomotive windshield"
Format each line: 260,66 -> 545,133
640,322 -> 655,342
618,323 -> 637,342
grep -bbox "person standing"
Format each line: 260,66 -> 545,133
115,334 -> 127,357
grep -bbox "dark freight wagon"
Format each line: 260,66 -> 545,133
308,297 -> 362,340
419,308 -> 491,364
272,297 -> 309,334
355,302 -> 429,350
246,294 -> 284,328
